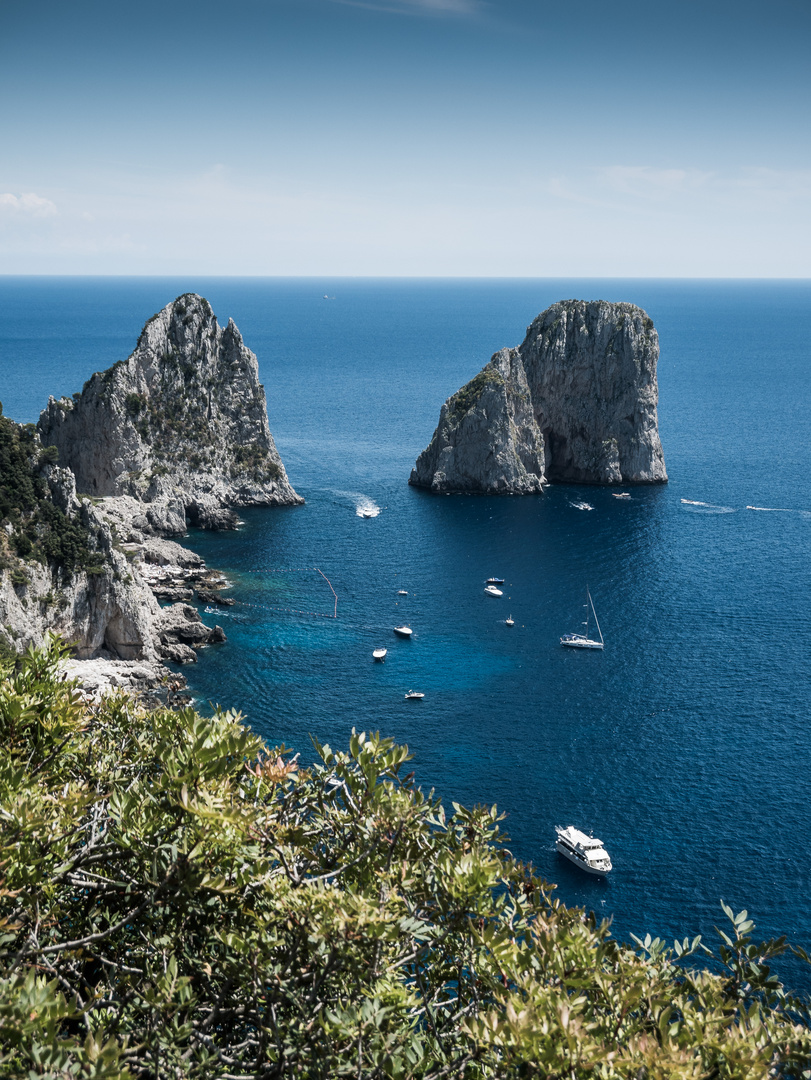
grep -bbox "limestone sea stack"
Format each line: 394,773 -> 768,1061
38,294 -> 302,531
410,299 -> 667,492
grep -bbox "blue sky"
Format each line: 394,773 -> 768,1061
1,0 -> 809,275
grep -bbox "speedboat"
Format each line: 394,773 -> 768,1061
505,615 -> 515,626
397,589 -> 408,595
372,648 -> 387,661
555,825 -> 612,875
613,492 -> 631,499
485,577 -> 505,585
484,585 -> 503,597
393,625 -> 413,638
360,509 -> 374,518
404,690 -> 424,700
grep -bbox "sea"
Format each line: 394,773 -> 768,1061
2,276 -> 810,989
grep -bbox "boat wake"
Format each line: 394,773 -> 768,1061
746,506 -> 811,516
569,500 -> 594,511
329,489 -> 382,518
680,498 -> 735,514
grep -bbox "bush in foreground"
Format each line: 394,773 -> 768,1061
1,639 -> 810,1078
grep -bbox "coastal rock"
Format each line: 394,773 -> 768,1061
38,293 -> 302,530
60,657 -> 175,705
197,589 -> 235,606
0,468 -> 161,663
409,348 -> 545,494
156,603 -> 226,651
0,419 -> 227,680
410,300 -> 667,492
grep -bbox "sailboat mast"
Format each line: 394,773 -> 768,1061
588,587 -> 603,645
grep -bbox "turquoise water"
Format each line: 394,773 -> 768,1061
2,277 -> 811,986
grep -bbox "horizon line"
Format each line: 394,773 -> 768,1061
1,273 -> 810,282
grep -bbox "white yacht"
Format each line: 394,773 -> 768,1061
404,690 -> 424,700
393,625 -> 413,638
560,587 -> 603,650
484,585 -> 503,597
555,826 -> 612,875
505,615 -> 515,626
397,589 -> 408,595
372,648 -> 387,661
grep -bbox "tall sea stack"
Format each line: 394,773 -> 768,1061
410,299 -> 667,492
38,293 -> 302,531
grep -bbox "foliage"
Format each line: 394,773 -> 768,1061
1,639 -> 810,1079
449,364 -> 505,425
0,416 -> 99,574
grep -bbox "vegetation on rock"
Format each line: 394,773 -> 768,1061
1,639 -> 810,1078
0,415 -> 102,575
448,365 -> 504,425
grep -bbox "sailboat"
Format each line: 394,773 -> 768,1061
560,588 -> 604,650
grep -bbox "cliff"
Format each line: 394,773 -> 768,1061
0,415 -> 157,663
410,300 -> 667,492
407,348 -> 545,494
38,293 -> 302,531
0,413 -> 229,699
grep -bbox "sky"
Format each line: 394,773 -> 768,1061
1,0 -> 809,276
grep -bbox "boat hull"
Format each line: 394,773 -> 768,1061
560,636 -> 603,649
555,841 -> 611,875
393,627 -> 412,638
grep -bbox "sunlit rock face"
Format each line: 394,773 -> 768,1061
38,293 -> 302,530
410,299 -> 667,493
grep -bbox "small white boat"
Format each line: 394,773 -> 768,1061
560,587 -> 603,650
404,690 -> 424,700
393,625 -> 413,638
613,492 -> 631,499
372,648 -> 387,661
484,585 -> 503,597
505,615 -> 515,626
397,589 -> 408,595
485,577 -> 505,585
555,825 -> 612,875
360,509 -> 374,518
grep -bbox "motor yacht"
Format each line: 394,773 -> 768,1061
555,826 -> 612,875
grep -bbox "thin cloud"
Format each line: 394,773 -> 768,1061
327,0 -> 485,15
598,166 -> 714,201
0,192 -> 58,217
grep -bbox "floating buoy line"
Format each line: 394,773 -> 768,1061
229,567 -> 339,619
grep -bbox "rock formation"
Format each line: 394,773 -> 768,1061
38,293 -> 301,531
0,425 -> 227,690
410,300 -> 667,492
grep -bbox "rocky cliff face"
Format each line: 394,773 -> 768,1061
410,299 -> 667,492
0,416 -> 228,697
408,348 -> 545,494
38,293 -> 301,531
0,442 -> 159,662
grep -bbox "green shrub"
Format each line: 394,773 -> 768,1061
124,392 -> 146,418
0,639 -> 809,1079
38,444 -> 59,465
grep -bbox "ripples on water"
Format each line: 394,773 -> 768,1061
2,277 -> 810,989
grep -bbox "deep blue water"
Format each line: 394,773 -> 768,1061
2,276 -> 811,988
